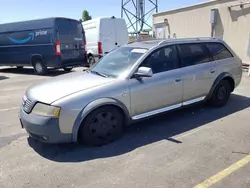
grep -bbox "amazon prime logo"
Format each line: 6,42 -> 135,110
8,32 -> 34,44
35,30 -> 48,37
8,30 -> 48,45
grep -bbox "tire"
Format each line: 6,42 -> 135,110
16,66 -> 23,69
88,55 -> 95,67
209,80 -> 231,107
78,106 -> 124,146
63,67 -> 73,72
33,60 -> 47,75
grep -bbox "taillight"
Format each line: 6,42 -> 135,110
98,42 -> 103,55
55,41 -> 61,56
84,41 -> 87,54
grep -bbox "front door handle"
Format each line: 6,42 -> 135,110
175,78 -> 181,82
210,70 -> 216,74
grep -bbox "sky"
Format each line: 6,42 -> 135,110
0,0 -> 207,28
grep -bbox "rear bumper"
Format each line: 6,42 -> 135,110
20,108 -> 72,144
46,55 -> 88,68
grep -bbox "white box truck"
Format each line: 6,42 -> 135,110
82,17 -> 129,65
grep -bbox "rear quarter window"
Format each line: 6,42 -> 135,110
205,43 -> 233,60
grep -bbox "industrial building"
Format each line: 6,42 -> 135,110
153,0 -> 250,64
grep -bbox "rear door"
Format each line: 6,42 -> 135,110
56,18 -> 86,64
178,43 -> 217,104
100,19 -> 116,55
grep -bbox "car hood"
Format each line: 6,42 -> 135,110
27,71 -> 115,104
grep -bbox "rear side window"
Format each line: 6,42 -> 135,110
178,43 -> 210,67
206,43 -> 233,60
56,19 -> 84,50
56,19 -> 83,40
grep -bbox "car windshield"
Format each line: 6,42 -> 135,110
89,47 -> 148,77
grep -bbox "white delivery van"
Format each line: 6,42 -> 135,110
82,17 -> 129,65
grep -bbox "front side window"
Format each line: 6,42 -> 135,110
206,43 -> 233,60
140,45 -> 179,74
178,43 -> 210,67
90,47 -> 147,77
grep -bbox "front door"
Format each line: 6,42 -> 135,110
129,45 -> 183,120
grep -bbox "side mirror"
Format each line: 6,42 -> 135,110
134,67 -> 153,78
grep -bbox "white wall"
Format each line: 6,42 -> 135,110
153,0 -> 250,64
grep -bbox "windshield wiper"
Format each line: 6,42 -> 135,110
90,70 -> 108,78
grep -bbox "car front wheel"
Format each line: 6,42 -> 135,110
78,106 -> 124,146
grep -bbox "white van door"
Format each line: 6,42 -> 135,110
84,26 -> 98,55
114,19 -> 129,47
99,19 -> 116,55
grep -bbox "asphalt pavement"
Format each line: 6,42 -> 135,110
0,67 -> 250,188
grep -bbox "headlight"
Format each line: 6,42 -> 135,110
32,103 -> 61,117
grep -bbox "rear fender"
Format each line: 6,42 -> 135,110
206,72 -> 234,100
30,54 -> 44,65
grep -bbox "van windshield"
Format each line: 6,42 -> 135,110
90,47 -> 147,78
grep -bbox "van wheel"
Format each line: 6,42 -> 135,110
33,60 -> 47,75
88,55 -> 95,67
209,80 -> 231,107
63,67 -> 73,72
16,66 -> 23,69
78,106 -> 124,146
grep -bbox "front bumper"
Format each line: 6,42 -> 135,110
20,108 -> 72,144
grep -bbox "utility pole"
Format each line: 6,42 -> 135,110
121,0 -> 158,38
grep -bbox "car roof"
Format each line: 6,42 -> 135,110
0,17 -> 79,33
125,37 -> 223,49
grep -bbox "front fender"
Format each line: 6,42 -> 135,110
72,98 -> 130,142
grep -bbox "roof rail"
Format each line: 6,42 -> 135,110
158,37 -> 222,46
158,40 -> 167,45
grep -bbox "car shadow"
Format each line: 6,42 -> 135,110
0,67 -> 71,77
0,76 -> 8,81
28,94 -> 250,162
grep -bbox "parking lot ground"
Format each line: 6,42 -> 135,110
0,67 -> 250,188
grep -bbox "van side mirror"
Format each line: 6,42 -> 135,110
134,67 -> 153,78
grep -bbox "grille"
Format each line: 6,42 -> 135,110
23,98 -> 33,113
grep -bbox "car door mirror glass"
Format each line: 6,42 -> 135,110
134,67 -> 153,78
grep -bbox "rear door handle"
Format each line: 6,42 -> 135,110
210,70 -> 216,74
175,78 -> 181,82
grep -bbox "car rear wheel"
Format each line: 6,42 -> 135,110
78,106 -> 124,146
33,60 -> 47,75
209,80 -> 231,107
63,67 -> 73,72
88,55 -> 95,67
